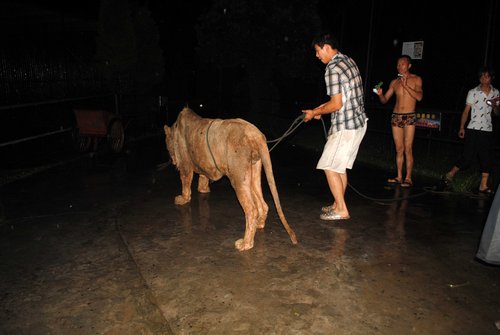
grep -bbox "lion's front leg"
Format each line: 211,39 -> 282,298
175,171 -> 193,205
197,174 -> 210,193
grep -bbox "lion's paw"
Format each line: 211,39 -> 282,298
235,238 -> 254,251
174,195 -> 190,205
256,219 -> 266,229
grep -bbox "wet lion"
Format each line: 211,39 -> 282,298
164,107 -> 298,251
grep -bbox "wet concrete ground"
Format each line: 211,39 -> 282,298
1,137 -> 499,334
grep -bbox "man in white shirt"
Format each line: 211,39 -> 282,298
443,67 -> 499,194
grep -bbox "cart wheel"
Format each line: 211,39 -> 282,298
107,119 -> 124,153
73,131 -> 92,152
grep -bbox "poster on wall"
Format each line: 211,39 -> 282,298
415,112 -> 440,130
402,41 -> 424,59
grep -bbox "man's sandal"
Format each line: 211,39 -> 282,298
479,188 -> 494,195
320,211 -> 350,221
321,205 -> 335,213
387,178 -> 402,184
401,180 -> 413,188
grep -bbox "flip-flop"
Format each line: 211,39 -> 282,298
479,188 -> 494,195
320,211 -> 350,221
387,178 -> 402,184
401,180 -> 413,188
321,204 -> 335,213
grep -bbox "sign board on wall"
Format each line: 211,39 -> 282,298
415,112 -> 440,130
402,41 -> 424,59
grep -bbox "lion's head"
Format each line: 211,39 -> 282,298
164,125 -> 177,166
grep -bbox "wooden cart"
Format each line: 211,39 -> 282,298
73,109 -> 124,153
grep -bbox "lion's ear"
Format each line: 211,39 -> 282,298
164,125 -> 169,134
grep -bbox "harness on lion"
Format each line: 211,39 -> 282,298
204,115 -> 312,170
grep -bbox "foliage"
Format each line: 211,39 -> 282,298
96,0 -> 164,93
195,0 -> 323,119
196,0 -> 320,80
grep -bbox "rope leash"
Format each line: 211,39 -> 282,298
266,113 -> 430,203
267,113 -> 329,152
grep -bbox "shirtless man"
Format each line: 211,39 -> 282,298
376,55 -> 423,187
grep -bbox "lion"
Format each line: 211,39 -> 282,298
164,107 -> 298,251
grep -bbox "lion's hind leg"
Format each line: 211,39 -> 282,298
233,177 -> 258,251
251,160 -> 268,229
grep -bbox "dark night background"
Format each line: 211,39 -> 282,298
0,0 -> 499,160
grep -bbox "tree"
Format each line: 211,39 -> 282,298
196,0 -> 321,122
96,0 -> 163,94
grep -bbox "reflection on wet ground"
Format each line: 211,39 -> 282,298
1,140 -> 499,334
381,186 -> 408,262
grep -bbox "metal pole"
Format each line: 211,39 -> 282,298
114,93 -> 120,115
364,0 -> 376,97
484,0 -> 496,65
0,94 -> 112,112
0,127 -> 73,147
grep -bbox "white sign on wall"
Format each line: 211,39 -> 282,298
402,41 -> 424,60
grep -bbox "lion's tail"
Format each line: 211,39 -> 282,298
260,144 -> 298,245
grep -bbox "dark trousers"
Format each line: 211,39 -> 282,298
455,129 -> 494,173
